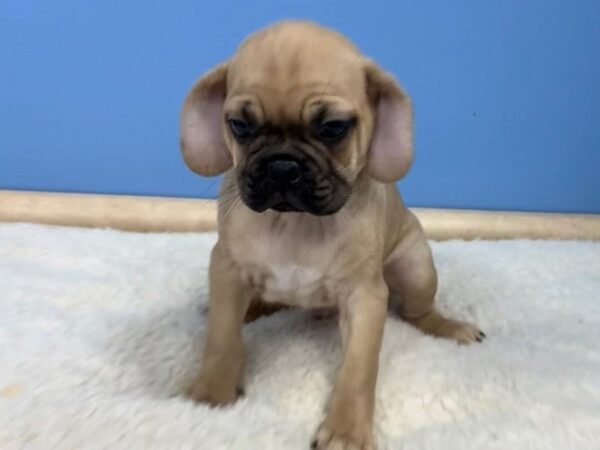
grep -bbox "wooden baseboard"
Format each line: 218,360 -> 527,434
1,190 -> 599,240
0,190 -> 217,233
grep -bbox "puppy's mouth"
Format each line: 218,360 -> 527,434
272,201 -> 299,212
237,153 -> 350,216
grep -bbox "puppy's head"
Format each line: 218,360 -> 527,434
181,21 -> 413,215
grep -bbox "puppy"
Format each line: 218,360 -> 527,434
180,21 -> 484,450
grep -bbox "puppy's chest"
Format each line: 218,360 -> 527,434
232,234 -> 340,308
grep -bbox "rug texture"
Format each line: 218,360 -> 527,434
0,223 -> 599,449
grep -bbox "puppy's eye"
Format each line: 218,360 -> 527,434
227,119 -> 254,140
316,119 -> 353,142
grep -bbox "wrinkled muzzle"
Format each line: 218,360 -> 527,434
237,147 -> 350,216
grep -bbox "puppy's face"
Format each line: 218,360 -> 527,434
181,21 -> 414,215
224,37 -> 369,215
224,89 -> 357,215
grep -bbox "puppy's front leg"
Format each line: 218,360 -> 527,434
187,242 -> 249,406
313,279 -> 388,450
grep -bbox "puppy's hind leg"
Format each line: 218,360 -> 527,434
385,217 -> 485,344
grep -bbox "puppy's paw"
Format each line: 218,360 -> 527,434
427,318 -> 485,345
404,310 -> 485,345
444,320 -> 486,344
311,418 -> 374,450
185,375 -> 243,406
427,317 -> 485,344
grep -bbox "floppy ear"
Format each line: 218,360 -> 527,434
365,62 -> 414,182
180,63 -> 232,176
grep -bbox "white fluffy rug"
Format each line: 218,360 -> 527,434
1,223 -> 599,450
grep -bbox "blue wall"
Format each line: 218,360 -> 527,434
2,1 -> 599,213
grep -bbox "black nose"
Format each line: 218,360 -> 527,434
266,159 -> 301,185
